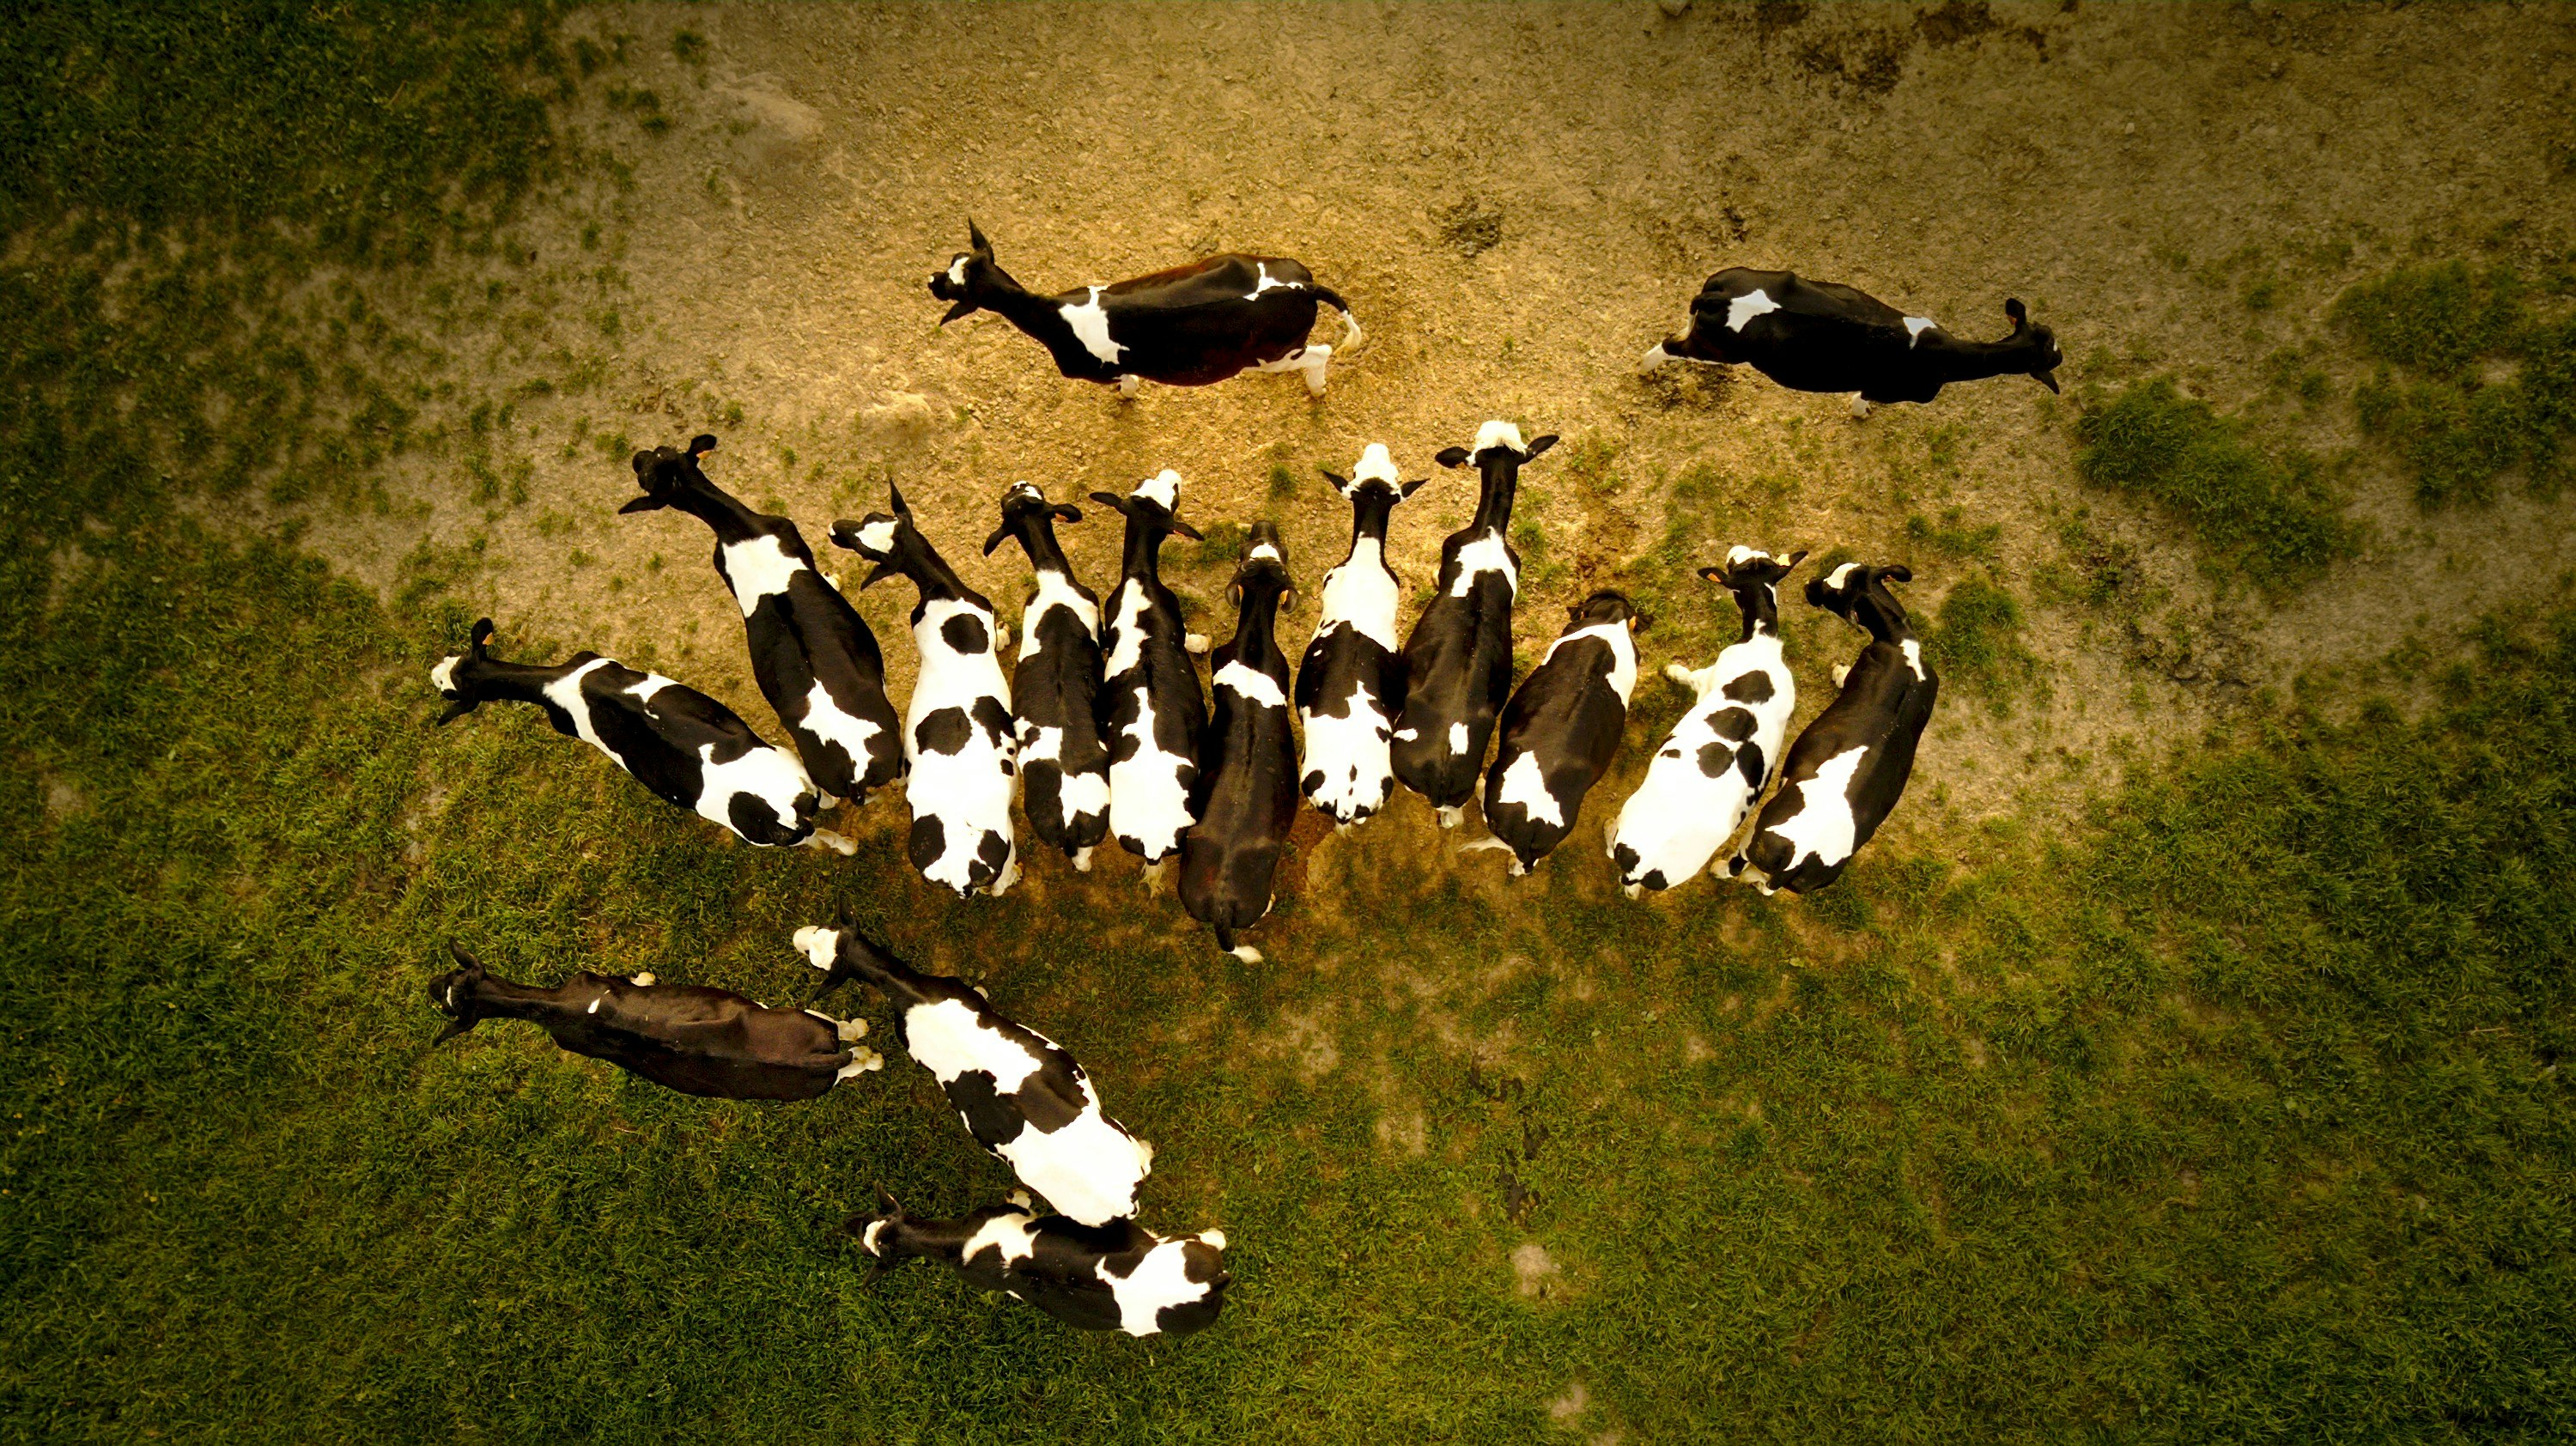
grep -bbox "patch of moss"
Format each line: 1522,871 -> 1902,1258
2074,378 -> 2356,588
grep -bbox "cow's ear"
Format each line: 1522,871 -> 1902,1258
1400,477 -> 1430,499
861,562 -> 899,590
967,218 -> 992,257
1523,434 -> 1559,459
1434,447 -> 1472,469
1228,580 -> 1242,606
1053,503 -> 1084,525
982,524 -> 1012,556
1088,490 -> 1128,513
617,495 -> 666,514
1783,549 -> 1809,571
1880,564 -> 1913,585
939,297 -> 977,325
1697,564 -> 1727,584
1169,517 -> 1203,542
689,434 -> 719,456
1317,468 -> 1349,492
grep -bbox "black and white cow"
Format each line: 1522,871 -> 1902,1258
850,1189 -> 1228,1338
618,434 -> 905,809
1643,268 -> 2063,416
928,221 -> 1361,398
1610,548 -> 1805,897
798,924 -> 1152,1227
429,618 -> 843,852
983,482 -> 1112,872
1391,422 -> 1557,827
1473,590 -> 1643,877
428,941 -> 881,1100
1733,563 -> 1940,894
829,485 -> 1021,898
1182,524 -> 1298,963
1091,470 -> 1212,882
1296,444 -> 1425,829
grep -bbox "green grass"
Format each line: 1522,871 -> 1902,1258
1924,574 -> 2041,713
2074,378 -> 2358,589
2336,262 -> 2576,504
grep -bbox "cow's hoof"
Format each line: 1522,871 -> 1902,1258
1437,805 -> 1465,829
1071,847 -> 1095,873
836,1017 -> 869,1042
1183,634 -> 1211,655
1228,945 -> 1265,964
1623,883 -> 1643,901
1848,394 -> 1871,420
631,971 -> 657,987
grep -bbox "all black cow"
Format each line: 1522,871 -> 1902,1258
429,618 -> 841,851
1391,422 -> 1557,827
850,1189 -> 1229,1338
1644,268 -> 2062,416
1091,471 -> 1212,883
829,486 -> 1021,898
984,482 -> 1112,872
1734,564 -> 1941,894
1297,443 -> 1425,829
618,434 -> 904,808
1475,591 -> 1643,877
799,924 -> 1152,1227
428,941 -> 880,1099
1181,524 -> 1298,963
929,221 -> 1361,397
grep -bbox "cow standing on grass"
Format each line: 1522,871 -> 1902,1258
1611,548 -> 1805,896
928,221 -> 1362,398
427,941 -> 881,1099
1473,590 -> 1643,877
850,1188 -> 1229,1338
1297,444 -> 1424,830
829,485 -> 1021,898
429,618 -> 849,853
799,924 -> 1152,1228
1182,524 -> 1299,963
1091,471 -> 1212,887
1733,563 -> 1939,894
984,482 -> 1113,872
1643,268 -> 2062,416
618,434 -> 904,809
1392,422 -> 1558,827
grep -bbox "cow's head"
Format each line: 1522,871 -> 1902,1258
428,618 -> 501,725
1318,442 -> 1428,505
1567,587 -> 1648,635
1698,545 -> 1808,592
927,219 -> 1008,325
1807,562 -> 1917,639
1227,521 -> 1296,609
2002,298 -> 2063,393
828,483 -> 933,589
841,1184 -> 935,1282
1434,420 -> 1558,472
619,434 -> 720,514
983,479 -> 1083,556
1087,469 -> 1204,542
427,939 -> 493,1046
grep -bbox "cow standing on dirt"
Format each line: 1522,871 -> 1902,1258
1091,471 -> 1212,886
830,485 -> 1021,898
1733,563 -> 1940,894
1643,268 -> 2062,416
1182,524 -> 1299,963
928,221 -> 1362,398
799,924 -> 1152,1228
427,941 -> 881,1099
1392,422 -> 1557,827
985,483 -> 1113,872
850,1189 -> 1229,1338
1611,548 -> 1805,896
1473,590 -> 1643,877
618,434 -> 904,809
1296,443 -> 1424,830
429,618 -> 848,853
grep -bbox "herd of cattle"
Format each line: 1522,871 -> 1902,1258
421,232 -> 2063,1337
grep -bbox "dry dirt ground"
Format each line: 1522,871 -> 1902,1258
303,1 -> 2576,888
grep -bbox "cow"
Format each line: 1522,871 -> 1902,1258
927,221 -> 1362,398
617,434 -> 905,809
1471,590 -> 1643,877
849,1188 -> 1229,1338
1609,548 -> 1806,897
1090,470 -> 1212,886
1733,563 -> 1940,894
829,484 -> 1021,898
1181,524 -> 1299,963
798,923 -> 1152,1228
1642,268 -> 2063,417
1296,443 -> 1425,829
1390,422 -> 1557,827
429,618 -> 848,853
427,940 -> 881,1099
983,482 -> 1112,872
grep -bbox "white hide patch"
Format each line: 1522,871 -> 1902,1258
1104,1239 -> 1219,1336
947,257 -> 968,287
1019,568 -> 1100,662
1315,539 -> 1399,650
1825,562 -> 1862,591
1299,678 -> 1394,823
1247,263 -> 1303,299
693,738 -> 816,840
1492,750 -> 1564,829
1764,744 -> 1870,876
1062,287 -> 1124,364
1904,316 -> 1937,347
1472,420 -> 1527,457
1901,638 -> 1927,681
720,534 -> 808,617
429,657 -> 459,693
1022,723 -> 1113,822
1214,660 -> 1288,709
1103,583 -> 1195,862
862,1218 -> 890,1255
1448,530 -> 1517,598
905,998 -> 1048,1094
1348,442 -> 1399,489
896,999 -> 1149,1226
797,677 -> 886,780
1726,544 -> 1776,568
854,519 -> 899,556
1726,289 -> 1782,331
964,1208 -> 1048,1270
1132,469 -> 1182,513
1246,539 -> 1282,562
1449,721 -> 1471,756
903,597 -> 1018,896
1544,620 -> 1640,704
1610,630 -> 1795,890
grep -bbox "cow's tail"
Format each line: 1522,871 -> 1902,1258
1312,286 -> 1363,352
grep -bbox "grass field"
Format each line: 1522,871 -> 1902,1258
3,4 -> 2573,1443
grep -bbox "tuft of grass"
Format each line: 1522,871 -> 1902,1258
2336,262 -> 2576,504
2332,260 -> 2525,379
1924,574 -> 2041,712
2075,377 -> 2357,588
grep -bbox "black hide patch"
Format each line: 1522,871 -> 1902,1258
728,792 -> 791,844
914,707 -> 973,756
941,611 -> 991,655
1695,740 -> 1738,777
1722,671 -> 1776,705
908,814 -> 946,871
974,829 -> 1011,883
971,696 -> 1015,750
1737,741 -> 1766,788
945,1069 -> 1030,1148
1613,842 -> 1641,875
1710,707 -> 1759,743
